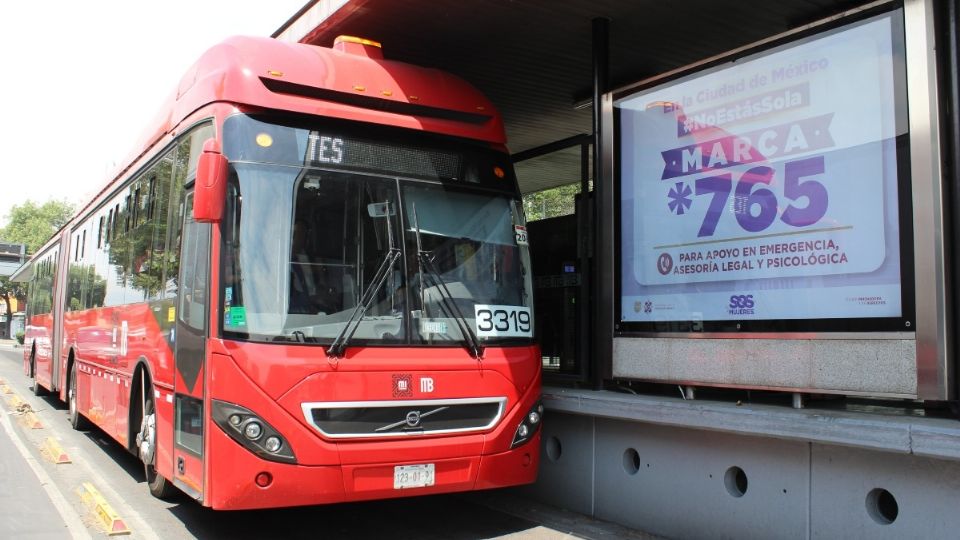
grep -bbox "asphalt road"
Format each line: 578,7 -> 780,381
0,397 -> 87,539
0,343 -> 653,540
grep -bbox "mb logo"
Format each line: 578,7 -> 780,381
420,377 -> 434,393
393,374 -> 413,397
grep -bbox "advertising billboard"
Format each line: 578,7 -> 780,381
617,9 -> 911,331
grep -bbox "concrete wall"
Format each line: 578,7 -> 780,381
528,389 -> 960,538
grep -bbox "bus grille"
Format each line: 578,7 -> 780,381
301,397 -> 506,439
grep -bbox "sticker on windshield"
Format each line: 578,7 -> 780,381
474,305 -> 532,337
227,306 -> 247,328
421,320 -> 448,335
514,225 -> 528,246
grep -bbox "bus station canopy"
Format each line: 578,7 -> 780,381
275,0 -> 857,194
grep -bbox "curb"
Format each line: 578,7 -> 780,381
20,410 -> 43,429
41,437 -> 72,464
8,394 -> 25,409
78,482 -> 131,536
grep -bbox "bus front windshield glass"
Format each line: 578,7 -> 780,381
220,114 -> 534,348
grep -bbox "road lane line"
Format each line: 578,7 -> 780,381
0,405 -> 92,540
0,348 -> 163,540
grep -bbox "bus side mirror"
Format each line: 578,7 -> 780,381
194,138 -> 229,223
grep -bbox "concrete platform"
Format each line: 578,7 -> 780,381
531,386 -> 960,539
543,386 -> 960,460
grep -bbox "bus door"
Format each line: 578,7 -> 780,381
52,242 -> 66,392
50,244 -> 66,392
172,191 -> 210,500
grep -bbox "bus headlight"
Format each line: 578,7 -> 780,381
244,421 -> 263,440
512,399 -> 543,448
212,399 -> 296,464
264,436 -> 282,453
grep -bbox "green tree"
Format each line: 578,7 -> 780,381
1,200 -> 74,253
522,183 -> 582,222
0,199 -> 74,338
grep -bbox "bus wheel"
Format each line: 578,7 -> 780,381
137,387 -> 176,499
30,351 -> 45,396
68,362 -> 88,430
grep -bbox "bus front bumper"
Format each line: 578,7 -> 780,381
205,423 -> 539,510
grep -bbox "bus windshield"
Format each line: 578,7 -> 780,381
220,114 -> 534,348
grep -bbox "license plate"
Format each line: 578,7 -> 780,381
394,464 -> 435,489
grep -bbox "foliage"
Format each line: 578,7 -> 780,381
522,183 -> 582,222
1,199 -> 75,254
0,276 -> 25,305
15,331 -> 24,345
0,199 -> 72,337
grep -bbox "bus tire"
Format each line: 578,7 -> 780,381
137,384 -> 176,499
30,374 -> 46,396
67,362 -> 88,430
30,351 -> 46,396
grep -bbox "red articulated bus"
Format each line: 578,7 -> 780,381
22,35 -> 541,509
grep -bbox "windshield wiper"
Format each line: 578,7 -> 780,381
327,248 -> 401,358
328,201 -> 401,358
411,205 -> 484,359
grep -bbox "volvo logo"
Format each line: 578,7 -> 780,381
375,406 -> 450,433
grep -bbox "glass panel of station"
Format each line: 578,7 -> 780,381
515,142 -> 592,384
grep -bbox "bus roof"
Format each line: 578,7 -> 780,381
28,35 -> 507,264
146,35 -> 506,157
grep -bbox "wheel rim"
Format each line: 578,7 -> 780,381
68,367 -> 77,417
138,401 -> 157,467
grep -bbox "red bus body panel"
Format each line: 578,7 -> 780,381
206,346 -> 540,509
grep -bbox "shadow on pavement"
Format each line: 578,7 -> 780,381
164,492 -> 542,540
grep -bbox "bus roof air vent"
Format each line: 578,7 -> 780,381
333,36 -> 384,60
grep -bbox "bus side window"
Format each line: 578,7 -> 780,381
163,128 -> 203,298
149,153 -> 175,301
178,194 -> 209,331
103,195 -> 130,306
184,124 -> 214,178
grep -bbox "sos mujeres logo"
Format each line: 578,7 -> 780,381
728,294 -> 755,316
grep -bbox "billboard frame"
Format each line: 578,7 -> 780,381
606,0 -> 951,399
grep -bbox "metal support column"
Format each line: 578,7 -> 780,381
578,141 -> 592,385
591,17 -> 612,390
947,0 -> 960,400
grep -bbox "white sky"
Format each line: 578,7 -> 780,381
0,0 -> 310,228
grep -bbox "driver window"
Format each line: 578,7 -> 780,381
287,175 -> 402,320
288,177 -> 350,315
